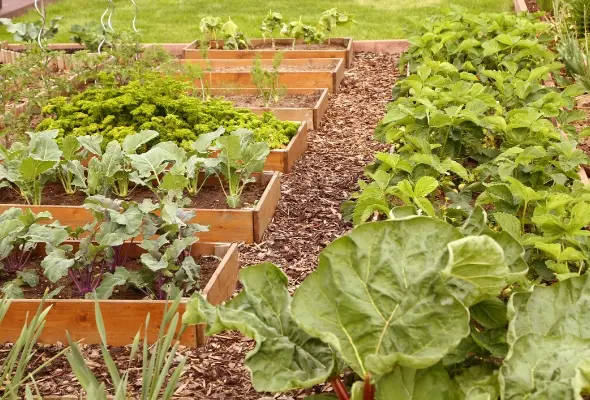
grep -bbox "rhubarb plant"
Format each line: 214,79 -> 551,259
0,130 -> 62,205
199,16 -> 222,48
184,215 -> 529,398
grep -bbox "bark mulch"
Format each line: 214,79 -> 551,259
0,52 -> 400,399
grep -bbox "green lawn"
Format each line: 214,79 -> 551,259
0,0 -> 513,43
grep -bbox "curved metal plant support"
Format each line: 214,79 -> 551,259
98,0 -> 115,54
131,0 -> 139,33
34,0 -> 46,50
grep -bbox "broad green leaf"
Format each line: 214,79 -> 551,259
19,157 -> 56,181
292,218 -> 470,377
494,212 -> 521,239
183,263 -> 337,392
508,274 -> 590,343
470,298 -> 507,329
450,365 -> 499,400
471,328 -> 508,357
60,136 -> 82,161
414,196 -> 435,217
128,147 -> 170,176
77,135 -> 103,156
413,176 -> 438,198
122,130 -> 159,154
375,363 -> 450,400
500,334 -> 590,400
442,235 -> 527,307
17,269 -> 38,287
192,127 -> 225,154
41,248 -> 75,282
95,267 -> 129,299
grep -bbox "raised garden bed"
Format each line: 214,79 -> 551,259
179,58 -> 345,93
265,120 -> 308,172
0,43 -> 86,68
0,171 -> 281,243
211,88 -> 328,130
0,242 -> 239,347
183,37 -> 354,68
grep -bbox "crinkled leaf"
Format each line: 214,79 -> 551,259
41,248 -> 75,282
375,363 -> 450,400
470,298 -> 507,329
94,267 -> 129,299
182,263 -> 338,392
291,218 -> 470,377
122,130 -> 159,154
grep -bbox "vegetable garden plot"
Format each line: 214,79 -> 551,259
210,87 -> 329,130
183,38 -> 354,68
0,242 -> 239,348
179,58 -> 345,93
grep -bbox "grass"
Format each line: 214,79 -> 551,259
0,0 -> 513,43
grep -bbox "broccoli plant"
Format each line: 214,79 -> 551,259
137,201 -> 208,300
260,10 -> 283,48
0,208 -> 67,298
40,196 -> 145,298
221,17 -> 249,50
0,130 -> 62,205
280,17 -> 324,48
319,8 -> 356,44
0,16 -> 61,46
199,16 -> 223,49
213,129 -> 270,208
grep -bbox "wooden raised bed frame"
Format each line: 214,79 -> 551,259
180,58 -> 345,94
0,242 -> 239,348
0,171 -> 281,243
211,88 -> 328,130
183,37 -> 354,68
266,120 -> 308,173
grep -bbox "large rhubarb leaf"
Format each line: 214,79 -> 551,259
291,218 -> 471,377
375,363 -> 451,400
182,263 -> 338,392
500,334 -> 590,399
507,274 -> 590,344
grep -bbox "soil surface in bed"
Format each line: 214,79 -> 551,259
0,52 -> 400,399
0,181 -> 267,209
219,92 -> 320,108
215,63 -> 337,72
0,256 -> 220,300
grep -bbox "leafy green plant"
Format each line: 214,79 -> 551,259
65,295 -> 186,399
199,16 -> 222,49
69,21 -> 107,52
41,196 -> 145,297
0,208 -> 68,298
36,75 -> 299,150
280,17 -> 324,49
251,52 -> 285,107
221,17 -> 249,50
0,130 -> 62,205
184,215 -> 529,398
213,128 -> 270,208
260,10 -> 283,48
0,16 -> 61,45
318,8 -> 356,44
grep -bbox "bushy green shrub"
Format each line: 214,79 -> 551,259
36,75 -> 299,150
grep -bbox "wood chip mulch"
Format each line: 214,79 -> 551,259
0,52 -> 399,399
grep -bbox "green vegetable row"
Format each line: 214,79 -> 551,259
175,8 -> 590,400
36,74 -> 300,150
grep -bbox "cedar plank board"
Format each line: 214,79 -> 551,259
180,58 -> 344,93
183,37 -> 353,68
0,243 -> 239,347
0,172 -> 280,243
253,171 -> 281,242
265,121 -> 308,173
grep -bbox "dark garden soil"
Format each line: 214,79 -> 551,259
250,42 -> 347,50
0,52 -> 400,399
525,0 -> 540,12
219,92 -> 320,108
0,256 -> 220,300
0,181 -> 267,209
216,63 -> 337,72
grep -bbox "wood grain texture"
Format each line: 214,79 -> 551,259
0,172 -> 280,243
315,88 -> 330,129
0,243 -> 239,348
183,38 -> 353,67
265,122 -> 308,172
513,0 -> 529,12
253,171 -> 281,242
352,40 -> 410,54
180,58 -> 343,93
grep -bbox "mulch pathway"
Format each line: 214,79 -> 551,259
0,52 -> 399,399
